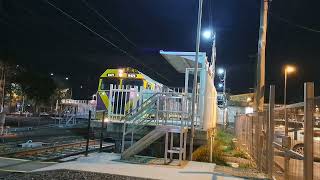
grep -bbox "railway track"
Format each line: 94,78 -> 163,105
0,140 -> 114,161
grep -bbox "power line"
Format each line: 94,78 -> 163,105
43,0 -> 170,82
270,13 -> 320,33
80,0 -> 137,48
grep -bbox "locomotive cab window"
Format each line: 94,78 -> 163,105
122,79 -> 143,87
100,78 -> 120,90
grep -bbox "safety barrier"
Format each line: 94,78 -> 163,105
234,83 -> 319,180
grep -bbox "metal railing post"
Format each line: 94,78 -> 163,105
268,85 -> 275,178
121,121 -> 126,153
100,110 -> 105,152
304,82 -> 314,180
85,110 -> 91,156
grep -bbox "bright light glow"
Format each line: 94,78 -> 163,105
217,68 -> 224,75
218,83 -> 223,88
245,107 -> 253,114
118,73 -> 123,77
285,65 -> 296,74
118,69 -> 124,74
65,77 -> 69,80
50,73 -> 54,76
246,97 -> 252,102
104,117 -> 110,122
202,30 -> 212,39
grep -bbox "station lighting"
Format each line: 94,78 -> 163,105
118,69 -> 124,77
202,30 -> 212,39
285,65 -> 296,74
283,64 -> 296,136
217,68 -> 225,75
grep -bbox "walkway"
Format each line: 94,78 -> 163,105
35,153 -> 245,180
0,157 -> 56,172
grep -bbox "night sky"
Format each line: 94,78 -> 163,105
0,0 -> 319,103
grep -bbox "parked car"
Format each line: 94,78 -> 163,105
274,122 -> 320,158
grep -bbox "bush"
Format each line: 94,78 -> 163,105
192,141 -> 228,166
232,149 -> 248,159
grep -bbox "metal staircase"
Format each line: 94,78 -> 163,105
122,126 -> 167,159
121,92 -> 190,165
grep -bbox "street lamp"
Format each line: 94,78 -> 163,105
284,65 -> 296,136
202,30 -> 212,39
217,68 -> 224,75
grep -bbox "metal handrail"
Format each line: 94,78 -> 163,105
120,92 -> 160,122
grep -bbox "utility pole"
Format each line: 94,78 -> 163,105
189,0 -> 203,161
255,0 -> 269,112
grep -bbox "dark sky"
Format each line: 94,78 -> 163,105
0,0 -> 319,103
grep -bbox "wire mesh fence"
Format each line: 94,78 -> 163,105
234,83 -> 320,180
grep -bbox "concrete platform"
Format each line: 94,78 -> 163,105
0,157 -> 57,172
35,153 -> 245,180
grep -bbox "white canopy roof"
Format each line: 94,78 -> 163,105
160,50 -> 207,73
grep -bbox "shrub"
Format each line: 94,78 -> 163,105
192,141 -> 228,166
232,149 -> 248,159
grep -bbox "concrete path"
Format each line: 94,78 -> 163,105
0,157 -> 56,172
35,153 -> 245,180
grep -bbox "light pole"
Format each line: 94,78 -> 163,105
284,65 -> 295,136
189,0 -> 203,161
202,29 -> 216,73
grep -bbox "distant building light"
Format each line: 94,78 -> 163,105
65,77 -> 69,80
245,107 -> 253,114
50,73 -> 54,76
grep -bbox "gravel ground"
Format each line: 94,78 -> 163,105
214,165 -> 267,179
0,169 -> 153,180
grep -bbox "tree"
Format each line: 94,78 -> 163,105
16,71 -> 57,113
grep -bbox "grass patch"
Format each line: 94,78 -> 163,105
232,149 -> 248,159
193,130 -> 252,167
238,162 -> 253,169
215,130 -> 235,151
192,142 -> 228,166
193,130 -> 236,166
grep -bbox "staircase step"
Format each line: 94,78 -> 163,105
122,128 -> 166,159
167,149 -> 183,154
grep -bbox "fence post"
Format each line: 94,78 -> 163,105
256,112 -> 262,171
268,85 -> 275,178
304,82 -> 314,180
100,111 -> 105,152
85,110 -> 92,156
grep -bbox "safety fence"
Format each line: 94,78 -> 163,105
234,82 -> 319,180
